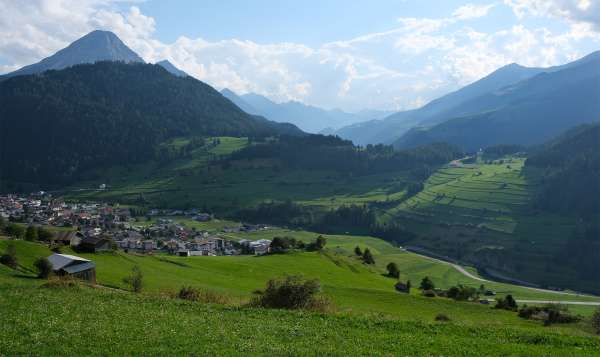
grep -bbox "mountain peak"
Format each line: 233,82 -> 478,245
156,60 -> 188,77
4,29 -> 144,78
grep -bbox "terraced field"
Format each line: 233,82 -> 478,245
392,158 -> 534,234
383,157 -> 590,293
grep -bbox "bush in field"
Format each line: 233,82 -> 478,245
0,243 -> 18,269
592,308 -> 600,334
362,248 -> 375,265
123,266 -> 143,293
354,246 -> 362,256
5,223 -> 25,239
307,235 -> 327,251
34,257 -> 53,279
386,262 -> 400,278
518,304 -> 580,326
25,226 -> 38,241
177,286 -> 232,305
422,289 -> 437,298
435,313 -> 451,322
419,276 -> 435,291
495,295 -> 518,311
446,285 -> 478,301
252,275 -> 332,312
37,227 -> 54,242
42,276 -> 79,289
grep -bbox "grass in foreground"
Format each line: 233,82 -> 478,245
1,266 -> 599,356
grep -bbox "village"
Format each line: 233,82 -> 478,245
0,192 -> 273,258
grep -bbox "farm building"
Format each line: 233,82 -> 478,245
47,254 -> 96,283
54,231 -> 84,246
78,236 -> 113,252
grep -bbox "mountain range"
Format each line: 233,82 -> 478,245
0,31 -> 301,190
334,51 -> 600,149
221,89 -> 391,133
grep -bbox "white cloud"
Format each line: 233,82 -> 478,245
452,3 -> 496,20
0,1 -> 599,112
504,0 -> 600,31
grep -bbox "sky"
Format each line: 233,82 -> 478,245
1,0 -> 600,112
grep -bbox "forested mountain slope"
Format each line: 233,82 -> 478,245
0,62 -> 301,190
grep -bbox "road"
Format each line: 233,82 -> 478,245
406,248 -> 600,306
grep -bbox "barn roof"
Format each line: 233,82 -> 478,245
47,254 -> 90,271
63,261 -> 95,274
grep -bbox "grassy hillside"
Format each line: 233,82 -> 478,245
0,270 -> 597,356
1,245 -> 600,355
384,156 -> 596,293
65,137 -> 413,212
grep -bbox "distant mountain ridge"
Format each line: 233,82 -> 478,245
394,52 -> 600,150
221,89 -> 391,133
156,60 -> 188,77
334,51 -> 600,146
2,30 -> 144,78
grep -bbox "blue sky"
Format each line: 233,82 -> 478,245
1,0 -> 600,111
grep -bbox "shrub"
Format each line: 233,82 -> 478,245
495,294 -> 518,311
307,235 -> 327,251
123,265 -> 143,293
592,308 -> 600,334
419,276 -> 435,291
37,227 -> 54,242
177,286 -> 232,305
0,243 -> 18,269
25,226 -> 38,241
518,304 -> 581,326
5,223 -> 25,239
446,285 -> 478,301
354,246 -> 362,256
34,257 -> 53,279
422,289 -> 437,298
435,313 -> 451,322
362,248 -> 375,265
386,262 -> 400,279
42,276 -> 79,289
251,275 -> 331,311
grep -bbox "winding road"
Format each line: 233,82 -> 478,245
408,248 -> 600,306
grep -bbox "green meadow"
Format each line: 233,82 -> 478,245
1,237 -> 600,355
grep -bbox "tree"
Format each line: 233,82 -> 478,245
362,248 -> 375,265
354,246 -> 362,256
123,265 -> 143,293
592,308 -> 600,335
406,280 -> 412,293
34,257 -> 53,279
5,223 -> 25,239
495,294 -> 518,311
386,262 -> 400,279
37,227 -> 54,242
420,276 -> 435,290
0,243 -> 18,269
314,235 -> 327,251
25,226 -> 38,241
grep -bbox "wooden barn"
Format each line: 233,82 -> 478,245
47,254 -> 96,283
